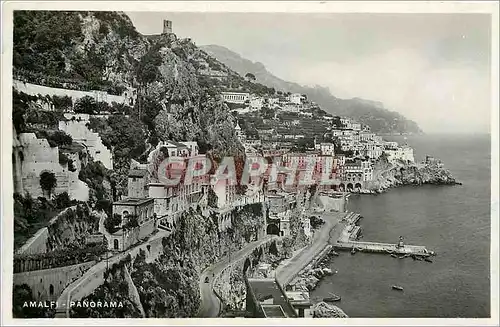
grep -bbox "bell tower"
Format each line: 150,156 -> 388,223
162,20 -> 172,34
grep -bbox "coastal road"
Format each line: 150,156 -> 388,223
55,228 -> 173,317
197,235 -> 277,318
276,211 -> 347,286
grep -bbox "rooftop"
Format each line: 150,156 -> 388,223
261,305 -> 287,318
113,197 -> 154,206
128,169 -> 148,178
247,278 -> 297,318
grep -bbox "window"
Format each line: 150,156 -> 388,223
114,239 -> 119,250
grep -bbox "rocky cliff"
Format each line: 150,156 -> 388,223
201,44 -> 422,134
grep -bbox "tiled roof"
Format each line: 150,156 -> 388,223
128,169 -> 148,178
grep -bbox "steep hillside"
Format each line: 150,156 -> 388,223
201,44 -> 422,134
13,11 -> 246,198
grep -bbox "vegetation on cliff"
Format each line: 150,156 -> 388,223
71,256 -> 143,318
13,193 -> 77,250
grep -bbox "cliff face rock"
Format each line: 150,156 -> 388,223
125,204 -> 265,318
368,158 -> 459,193
312,301 -> 348,318
45,203 -> 100,251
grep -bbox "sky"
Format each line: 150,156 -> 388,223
126,12 -> 492,134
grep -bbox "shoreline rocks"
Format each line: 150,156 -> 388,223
312,301 -> 349,318
289,248 -> 338,291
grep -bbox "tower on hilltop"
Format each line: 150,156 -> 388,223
162,20 -> 172,34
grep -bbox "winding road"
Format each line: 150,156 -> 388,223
198,211 -> 348,317
276,211 -> 346,286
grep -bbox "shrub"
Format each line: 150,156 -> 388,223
123,215 -> 139,230
54,192 -> 72,209
74,95 -> 97,114
104,213 -> 122,234
39,171 -> 57,197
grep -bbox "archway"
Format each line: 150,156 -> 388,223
355,183 -> 362,189
347,183 -> 354,191
339,183 -> 345,192
266,223 -> 279,236
113,239 -> 119,250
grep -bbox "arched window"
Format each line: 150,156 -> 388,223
114,239 -> 119,250
122,210 -> 129,217
49,284 -> 54,296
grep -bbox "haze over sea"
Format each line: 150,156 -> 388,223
312,134 -> 491,318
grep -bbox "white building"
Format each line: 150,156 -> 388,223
351,122 -> 362,131
281,104 -> 300,113
221,92 -> 250,104
340,118 -> 352,130
317,143 -> 335,156
384,146 -> 415,163
331,129 -> 343,137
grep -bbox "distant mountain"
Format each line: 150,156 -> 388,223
201,44 -> 422,134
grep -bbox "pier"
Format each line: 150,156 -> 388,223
334,212 -> 435,257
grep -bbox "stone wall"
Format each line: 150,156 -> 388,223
58,119 -> 113,169
13,261 -> 96,301
16,228 -> 49,255
314,195 -> 347,213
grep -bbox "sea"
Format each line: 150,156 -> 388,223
311,134 -> 492,318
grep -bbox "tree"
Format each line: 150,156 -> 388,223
13,284 -> 50,318
39,171 -> 57,198
74,96 -> 97,114
244,72 -> 256,82
104,213 -> 122,234
54,191 -> 72,209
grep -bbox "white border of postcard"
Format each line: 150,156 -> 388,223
1,1 -> 499,326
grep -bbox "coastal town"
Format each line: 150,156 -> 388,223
11,14 -> 459,319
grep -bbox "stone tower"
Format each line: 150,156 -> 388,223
162,20 -> 172,34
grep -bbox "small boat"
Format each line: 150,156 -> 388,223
332,251 -> 339,256
390,254 -> 398,258
392,285 -> 404,291
323,293 -> 341,302
424,257 -> 433,263
398,255 -> 406,259
351,248 -> 356,255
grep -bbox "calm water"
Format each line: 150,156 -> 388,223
312,134 -> 491,318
